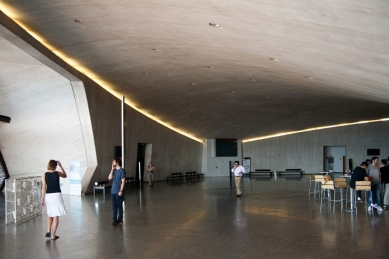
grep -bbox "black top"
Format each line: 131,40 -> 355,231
380,166 -> 389,184
45,171 -> 61,193
350,166 -> 367,189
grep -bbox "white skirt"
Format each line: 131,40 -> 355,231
45,193 -> 67,217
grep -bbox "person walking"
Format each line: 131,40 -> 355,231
108,158 -> 126,226
367,157 -> 383,212
231,161 -> 245,197
41,160 -> 67,240
147,162 -> 156,187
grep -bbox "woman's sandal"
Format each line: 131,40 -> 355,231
51,235 -> 59,240
45,232 -> 51,238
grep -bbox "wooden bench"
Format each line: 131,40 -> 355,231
185,171 -> 204,181
93,177 -> 139,195
249,169 -> 273,177
166,173 -> 185,182
277,169 -> 304,176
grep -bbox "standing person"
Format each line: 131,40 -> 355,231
380,159 -> 389,209
231,161 -> 245,197
108,158 -> 126,226
41,160 -> 67,240
367,156 -> 383,212
350,162 -> 369,201
147,162 -> 156,187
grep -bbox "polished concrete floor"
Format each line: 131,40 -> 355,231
1,175 -> 389,259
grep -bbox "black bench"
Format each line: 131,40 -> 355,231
166,173 -> 185,182
250,169 -> 273,177
185,171 -> 204,181
93,177 -> 139,195
277,169 -> 304,176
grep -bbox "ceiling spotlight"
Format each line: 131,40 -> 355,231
143,72 -> 149,75
191,83 -> 196,85
305,76 -> 314,80
74,19 -> 84,23
152,49 -> 161,51
269,58 -> 280,62
207,66 -> 213,69
209,23 -> 223,28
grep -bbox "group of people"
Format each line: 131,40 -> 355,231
350,156 -> 389,212
40,156 -> 388,238
40,158 -> 157,237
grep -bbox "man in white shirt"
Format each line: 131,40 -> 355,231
231,161 -> 245,197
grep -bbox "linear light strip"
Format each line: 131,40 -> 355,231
0,4 -> 202,142
243,118 -> 389,143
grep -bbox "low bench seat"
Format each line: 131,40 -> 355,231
250,169 -> 273,177
277,169 -> 304,176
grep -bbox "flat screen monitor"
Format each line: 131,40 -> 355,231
367,149 -> 380,156
216,139 -> 237,157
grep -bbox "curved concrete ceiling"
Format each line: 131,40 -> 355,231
2,0 -> 389,140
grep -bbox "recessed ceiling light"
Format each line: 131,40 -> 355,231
231,91 -> 235,93
269,58 -> 280,62
209,23 -> 223,28
74,19 -> 84,23
152,49 -> 161,51
191,83 -> 196,85
207,66 -> 213,69
143,73 -> 148,75
305,76 -> 314,80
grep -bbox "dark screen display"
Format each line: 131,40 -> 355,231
216,139 -> 237,157
367,149 -> 380,156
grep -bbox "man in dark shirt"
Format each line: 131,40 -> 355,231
108,158 -> 126,226
350,162 -> 368,200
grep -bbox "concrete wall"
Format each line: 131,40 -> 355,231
85,79 -> 203,193
202,139 -> 242,177
0,25 -> 96,194
243,121 -> 389,173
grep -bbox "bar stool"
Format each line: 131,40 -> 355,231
352,181 -> 371,215
334,178 -> 350,208
314,175 -> 324,198
308,174 -> 316,197
320,180 -> 342,212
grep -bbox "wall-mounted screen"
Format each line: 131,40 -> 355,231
216,139 -> 237,157
367,149 -> 380,156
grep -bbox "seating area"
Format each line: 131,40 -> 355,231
166,172 -> 204,183
309,173 -> 374,213
277,169 -> 304,176
249,169 -> 273,177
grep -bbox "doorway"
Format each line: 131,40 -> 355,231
323,146 -> 346,172
136,143 -> 152,184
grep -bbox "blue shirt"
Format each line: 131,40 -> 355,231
111,168 -> 126,194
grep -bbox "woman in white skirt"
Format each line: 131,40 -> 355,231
41,160 -> 67,240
